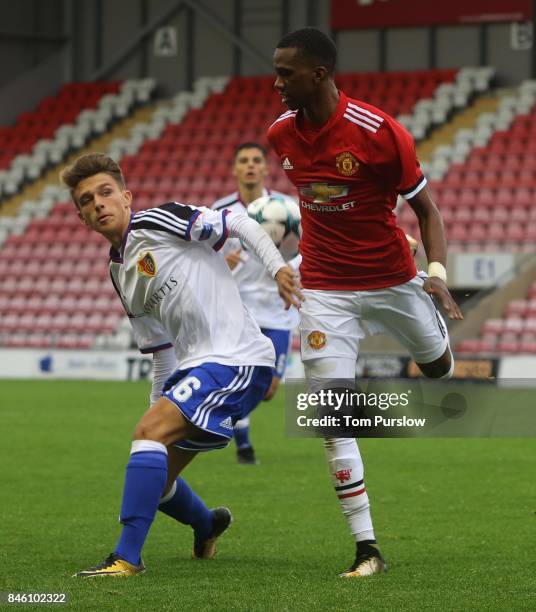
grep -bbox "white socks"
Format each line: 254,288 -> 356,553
324,437 -> 375,542
234,416 -> 250,430
131,440 -> 167,455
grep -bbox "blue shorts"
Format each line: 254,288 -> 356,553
261,328 -> 291,378
162,362 -> 272,451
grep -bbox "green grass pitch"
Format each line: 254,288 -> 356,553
0,380 -> 534,611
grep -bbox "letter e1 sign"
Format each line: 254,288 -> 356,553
511,22 -> 533,51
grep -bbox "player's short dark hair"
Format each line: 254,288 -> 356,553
234,142 -> 267,159
277,27 -> 337,74
60,153 -> 126,207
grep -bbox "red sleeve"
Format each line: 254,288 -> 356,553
368,117 -> 426,199
267,123 -> 280,157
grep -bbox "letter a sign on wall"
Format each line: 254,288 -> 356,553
154,26 -> 178,57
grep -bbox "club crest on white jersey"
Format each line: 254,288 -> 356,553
137,251 -> 157,277
108,202 -> 275,370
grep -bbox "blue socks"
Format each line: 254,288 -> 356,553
115,440 -> 168,566
114,441 -> 214,564
233,416 -> 252,450
159,478 -> 213,540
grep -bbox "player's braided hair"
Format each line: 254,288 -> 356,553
60,153 -> 126,206
277,27 -> 337,74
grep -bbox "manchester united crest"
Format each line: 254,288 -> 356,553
336,152 -> 359,177
137,251 -> 157,277
307,330 -> 327,350
335,468 -> 352,483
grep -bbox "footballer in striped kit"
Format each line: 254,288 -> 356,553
212,142 -> 300,465
61,153 -> 302,577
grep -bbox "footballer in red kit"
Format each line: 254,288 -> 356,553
269,28 -> 463,579
268,90 -> 423,291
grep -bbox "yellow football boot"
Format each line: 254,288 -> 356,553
74,553 -> 145,578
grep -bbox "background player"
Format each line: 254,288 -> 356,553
268,28 -> 463,577
61,153 -> 301,577
213,142 -> 299,464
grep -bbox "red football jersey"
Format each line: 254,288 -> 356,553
267,90 -> 425,291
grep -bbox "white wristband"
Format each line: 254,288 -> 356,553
428,261 -> 447,283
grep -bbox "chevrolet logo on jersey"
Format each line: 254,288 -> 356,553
137,251 -> 157,277
299,183 -> 349,203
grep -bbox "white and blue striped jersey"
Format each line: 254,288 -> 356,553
109,202 -> 275,370
212,189 -> 299,331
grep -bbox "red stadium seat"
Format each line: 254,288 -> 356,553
505,300 -> 528,318
0,81 -> 121,169
447,226 -> 469,241
467,224 -> 487,241
476,189 -> 495,208
456,339 -> 481,354
482,319 -> 504,334
453,208 -> 472,223
519,341 -> 536,353
496,340 -> 520,354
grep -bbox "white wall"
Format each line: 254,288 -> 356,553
0,349 -> 153,381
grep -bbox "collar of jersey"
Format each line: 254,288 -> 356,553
294,90 -> 347,143
109,212 -> 134,263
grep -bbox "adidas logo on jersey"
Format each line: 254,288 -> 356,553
219,417 -> 233,430
282,157 -> 293,170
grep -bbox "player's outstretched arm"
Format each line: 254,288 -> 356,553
406,187 -> 463,320
227,212 -> 303,309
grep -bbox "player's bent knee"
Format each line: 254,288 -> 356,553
133,409 -> 167,441
263,389 -> 275,401
438,355 -> 455,379
133,397 -> 193,445
133,420 -> 162,442
263,376 -> 281,401
417,347 -> 454,379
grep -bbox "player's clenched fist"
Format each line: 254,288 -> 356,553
423,277 -> 463,320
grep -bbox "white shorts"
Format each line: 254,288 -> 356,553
300,274 -> 449,379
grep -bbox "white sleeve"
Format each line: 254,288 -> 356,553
226,212 -> 287,278
188,206 -> 230,251
129,315 -> 173,354
150,346 -> 178,406
140,203 -> 230,251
